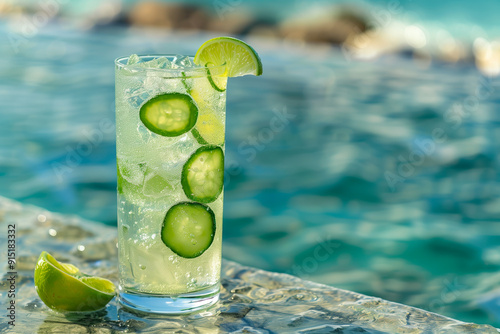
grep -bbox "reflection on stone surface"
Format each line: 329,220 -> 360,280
0,196 -> 498,333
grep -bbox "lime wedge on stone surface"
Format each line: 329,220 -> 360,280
34,251 -> 115,312
194,36 -> 263,77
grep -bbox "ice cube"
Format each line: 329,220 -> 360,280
141,57 -> 172,69
155,57 -> 172,69
172,55 -> 196,69
118,160 -> 146,186
137,123 -> 152,143
143,169 -> 174,198
152,133 -> 197,165
124,86 -> 153,108
143,75 -> 165,92
127,54 -> 141,65
127,56 -> 173,70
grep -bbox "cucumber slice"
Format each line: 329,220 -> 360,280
161,202 -> 216,258
181,146 -> 224,203
139,93 -> 198,137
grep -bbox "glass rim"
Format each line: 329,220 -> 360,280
115,54 -> 226,77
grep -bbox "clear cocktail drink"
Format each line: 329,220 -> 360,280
115,55 -> 227,314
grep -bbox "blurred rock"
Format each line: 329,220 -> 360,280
474,38 -> 500,76
207,12 -> 256,35
436,37 -> 469,63
280,7 -> 370,45
128,1 -> 210,30
80,0 -> 123,29
343,30 -> 404,60
0,2 -> 23,16
199,10 -> 280,39
247,25 -> 281,39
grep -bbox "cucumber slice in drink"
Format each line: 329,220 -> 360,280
139,93 -> 198,137
182,146 -> 224,203
161,202 -> 216,258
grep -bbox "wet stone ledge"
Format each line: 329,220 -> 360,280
0,196 -> 498,334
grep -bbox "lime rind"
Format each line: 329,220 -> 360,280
205,62 -> 227,92
181,72 -> 191,92
191,128 -> 209,145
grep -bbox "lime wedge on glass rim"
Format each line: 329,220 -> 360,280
194,36 -> 263,91
34,251 -> 115,312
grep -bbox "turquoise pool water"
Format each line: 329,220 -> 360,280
2,23 -> 500,326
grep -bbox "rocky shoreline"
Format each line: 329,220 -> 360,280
2,1 -> 499,75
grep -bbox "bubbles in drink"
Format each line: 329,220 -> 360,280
117,55 -> 224,295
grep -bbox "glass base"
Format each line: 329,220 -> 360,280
118,284 -> 220,315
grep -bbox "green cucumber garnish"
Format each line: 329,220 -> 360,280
161,202 -> 216,258
181,146 -> 224,203
139,93 -> 198,137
